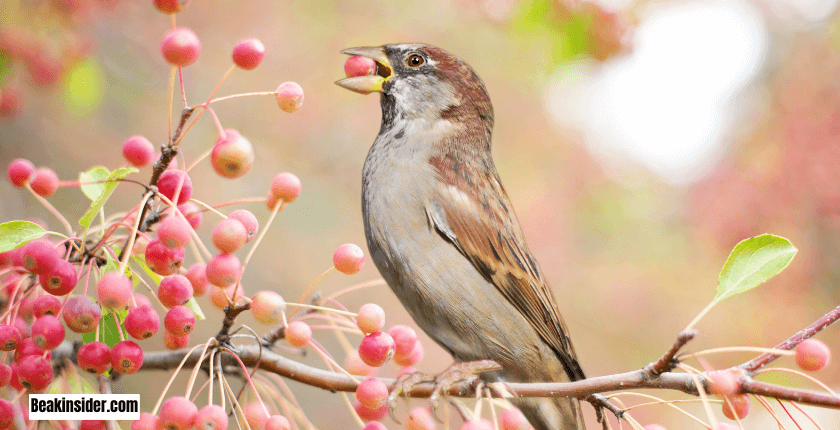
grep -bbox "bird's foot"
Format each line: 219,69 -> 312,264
387,370 -> 432,423
428,360 -> 502,422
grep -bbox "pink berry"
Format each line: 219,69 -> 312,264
406,408 -> 435,430
132,235 -> 150,257
232,38 -> 265,70
145,238 -> 185,276
153,0 -> 186,14
17,296 -> 34,320
133,293 -> 153,309
270,172 -> 301,203
77,341 -> 111,374
333,243 -> 364,275
0,401 -> 14,429
388,325 -> 418,359
195,405 -> 227,430
266,189 -> 281,211
275,82 -> 304,113
251,291 -> 286,325
355,377 -> 388,409
211,129 -> 254,179
344,55 -> 376,78
111,340 -> 143,374
357,303 -> 385,334
8,364 -> 21,391
81,421 -> 106,430
0,86 -> 24,118
0,324 -> 21,351
15,338 -> 47,364
345,350 -> 378,377
157,169 -> 193,205
459,419 -> 493,430
721,393 -> 750,420
185,263 -> 210,296
7,158 -> 34,187
160,396 -> 198,430
97,272 -> 133,310
265,416 -> 290,430
21,240 -> 58,275
30,167 -> 59,197
158,275 -> 194,308
38,259 -> 78,296
33,295 -> 61,317
500,408 -> 529,430
205,253 -> 241,288
132,414 -> 162,430
285,321 -> 311,347
714,424 -> 738,430
244,402 -> 269,430
209,283 -> 244,310
122,135 -> 155,167
212,218 -> 247,253
157,215 -> 192,249
354,402 -> 387,422
164,331 -> 190,350
17,355 -> 53,391
31,315 -> 64,350
63,296 -> 101,333
228,209 -> 259,242
161,28 -> 201,67
11,316 -> 28,338
358,332 -> 394,367
796,338 -> 831,371
707,369 -> 742,396
643,425 -> 667,430
362,422 -> 387,430
178,202 -> 203,229
125,305 -> 161,340
394,340 -> 423,367
0,363 -> 11,387
164,305 -> 195,336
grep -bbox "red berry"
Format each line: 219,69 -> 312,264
405,407 -> 434,430
795,338 -> 831,371
178,202 -> 203,229
205,253 -> 241,288
125,305 -> 161,340
721,393 -> 750,420
111,340 -> 143,374
500,408 -> 529,430
209,283 -> 243,310
394,340 -> 423,367
153,0 -> 186,14
212,218 -> 247,253
157,215 -> 192,249
77,341 -> 111,374
160,396 -> 198,430
132,293 -> 153,309
158,275 -> 194,308
11,317 -> 28,338
266,189 -> 281,211
31,315 -> 65,350
8,364 -> 21,391
21,240 -> 58,275
265,416 -> 290,430
251,291 -> 286,325
132,413 -> 162,430
164,305 -> 195,336
145,238 -> 185,276
97,272 -> 133,310
459,419 -> 492,430
345,350 -> 378,377
38,259 -> 78,295
355,377 -> 388,409
270,172 -> 301,203
354,402 -> 387,422
363,422 -> 387,430
388,325 -> 418,360
228,210 -> 259,242
357,303 -> 384,334
15,338 -> 46,364
161,28 -> 201,67
333,243 -> 364,275
0,399 -> 13,430
275,82 -> 303,113
185,263 -> 210,296
18,354 -> 53,391
157,169 -> 193,205
122,135 -> 155,167
163,331 -> 189,349
0,86 -> 24,118
33,295 -> 61,317
80,421 -> 106,430
63,296 -> 101,333
244,402 -> 269,430
195,405 -> 227,430
7,158 -> 34,187
344,55 -> 376,78
707,369 -> 742,396
232,38 -> 265,70
358,332 -> 394,367
285,321 -> 311,347
0,325 -> 21,351
0,363 -> 11,387
30,167 -> 59,197
211,129 -> 254,179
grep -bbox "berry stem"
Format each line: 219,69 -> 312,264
232,198 -> 286,304
151,342 -> 209,415
753,367 -> 839,398
185,341 -> 213,398
178,67 -> 188,108
113,312 -> 125,342
208,91 -> 277,105
221,348 -> 270,417
327,279 -> 387,301
168,65 -> 176,143
680,347 -> 795,361
118,191 -> 153,275
24,183 -> 73,236
285,303 -> 356,318
676,363 -> 718,428
186,199 -> 227,220
220,372 -> 255,430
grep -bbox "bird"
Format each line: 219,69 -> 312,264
336,43 -> 587,430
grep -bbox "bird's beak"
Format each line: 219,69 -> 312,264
335,46 -> 393,95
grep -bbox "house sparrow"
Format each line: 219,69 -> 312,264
336,44 -> 586,430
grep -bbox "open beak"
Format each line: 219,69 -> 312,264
335,46 -> 393,94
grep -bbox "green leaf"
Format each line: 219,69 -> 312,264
184,296 -> 206,321
79,166 -> 110,201
81,309 -> 128,348
715,234 -> 797,301
78,167 -> 138,227
132,255 -> 161,285
0,220 -> 47,252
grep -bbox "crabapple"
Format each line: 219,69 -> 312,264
132,414 -> 162,430
125,305 -> 160,340
406,408 -> 435,430
164,305 -> 195,336
111,340 -> 143,374
80,422 -> 105,430
244,402 -> 269,430
160,396 -> 198,430
39,259 -> 78,296
333,243 -> 364,275
157,169 -> 193,205
0,86 -> 24,118
354,402 -> 387,422
77,341 -> 111,374
97,272 -> 133,310
358,332 -> 394,367
362,423 -> 386,430
270,172 -> 301,203
721,393 -> 750,420
0,400 -> 14,429
154,0 -> 186,14
11,317 -> 27,338
500,408 -> 529,430
459,419 -> 493,430
30,168 -> 59,197
285,321 -> 311,347
158,275 -> 194,308
344,55 -> 376,77
232,38 -> 265,70
211,129 -> 254,179
707,368 -> 742,396
21,239 -> 58,275
212,218 -> 247,253
265,416 -> 290,430
145,238 -> 185,276
122,136 -> 155,167
185,263 -> 210,296
178,202 -> 203,229
6,159 -> 32,187
209,283 -> 243,309
357,303 -> 385,334
0,363 -> 10,387
275,82 -> 303,113
15,338 -> 47,364
161,28 -> 201,67
0,325 -> 21,351
228,209 -> 258,242
63,296 -> 101,333
33,295 -> 61,317
164,331 -> 190,350
195,405 -> 227,430
206,253 -> 241,287
345,349 -> 378,377
355,377 -> 388,409
157,215 -> 192,249
795,338 -> 830,371
250,291 -> 286,325
388,325 -> 418,359
394,340 -> 423,367
643,426 -> 667,430
17,355 -> 53,391
31,315 -> 64,350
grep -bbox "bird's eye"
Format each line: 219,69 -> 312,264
406,54 -> 424,67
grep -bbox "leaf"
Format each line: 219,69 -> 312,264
132,255 -> 161,285
715,234 -> 797,301
184,296 -> 206,321
81,309 -> 128,348
78,167 -> 138,227
79,166 -> 110,201
0,220 -> 47,252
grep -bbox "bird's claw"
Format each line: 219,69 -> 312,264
428,360 -> 502,422
387,370 -> 432,423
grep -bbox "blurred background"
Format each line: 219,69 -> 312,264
1,0 -> 839,428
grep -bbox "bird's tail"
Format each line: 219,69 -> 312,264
511,396 -> 585,430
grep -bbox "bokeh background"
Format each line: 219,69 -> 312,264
1,0 -> 839,428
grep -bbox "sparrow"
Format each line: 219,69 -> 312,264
336,43 -> 586,430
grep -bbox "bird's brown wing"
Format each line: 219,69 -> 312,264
427,155 -> 585,381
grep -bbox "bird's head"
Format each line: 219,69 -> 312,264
336,43 -> 493,132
